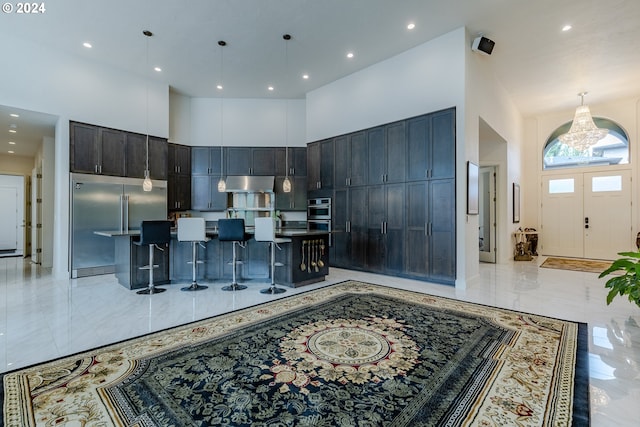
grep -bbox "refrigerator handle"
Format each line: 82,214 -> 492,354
123,195 -> 129,231
119,195 -> 124,233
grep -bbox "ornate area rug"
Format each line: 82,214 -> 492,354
540,256 -> 612,273
1,280 -> 588,426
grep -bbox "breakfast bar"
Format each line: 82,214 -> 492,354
96,228 -> 330,290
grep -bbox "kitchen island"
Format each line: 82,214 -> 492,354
96,228 -> 330,290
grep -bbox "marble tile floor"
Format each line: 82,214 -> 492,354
1,256 -> 639,426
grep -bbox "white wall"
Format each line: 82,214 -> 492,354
0,37 -> 170,277
189,98 -> 306,147
465,31 -> 524,276
169,90 -> 191,144
306,29 -> 465,142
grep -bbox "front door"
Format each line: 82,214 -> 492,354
541,170 -> 632,260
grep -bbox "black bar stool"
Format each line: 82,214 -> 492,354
218,218 -> 249,291
254,217 -> 290,294
135,220 -> 171,295
177,217 -> 208,292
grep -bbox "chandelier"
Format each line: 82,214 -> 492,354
558,92 -> 608,153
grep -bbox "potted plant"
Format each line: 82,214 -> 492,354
599,251 -> 640,307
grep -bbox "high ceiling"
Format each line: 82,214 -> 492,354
2,0 -> 640,157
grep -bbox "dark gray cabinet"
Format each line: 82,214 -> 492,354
334,132 -> 367,189
276,147 -> 307,177
225,147 -> 277,176
191,175 -> 228,211
275,176 -> 307,211
192,147 -> 223,176
407,108 -> 455,181
368,121 -> 406,185
405,179 -> 455,283
307,139 -> 334,196
70,122 -> 126,176
168,143 -> 191,211
126,134 -> 168,180
313,107 -> 455,285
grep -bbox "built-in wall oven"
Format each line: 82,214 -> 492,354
307,197 -> 332,245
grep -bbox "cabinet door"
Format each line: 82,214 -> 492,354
292,176 -> 307,210
175,144 -> 191,174
319,139 -> 334,189
307,142 -> 320,191
148,136 -> 168,180
385,183 -> 405,273
191,175 -> 211,210
429,179 -> 455,282
251,148 -> 276,175
125,133 -> 146,178
274,176 -> 293,210
430,108 -> 456,179
291,147 -> 307,176
192,147 -> 212,175
405,181 -> 428,276
349,132 -> 368,187
366,185 -> 385,272
226,147 -> 252,175
367,127 -> 385,184
99,128 -> 126,176
172,174 -> 191,210
385,122 -> 406,183
331,189 -> 349,267
333,135 -> 350,189
348,187 -> 367,269
70,122 -> 99,174
407,116 -> 429,181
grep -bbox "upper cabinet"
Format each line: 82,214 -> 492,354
191,147 -> 223,176
168,143 -> 191,175
70,121 -> 168,180
368,121 -> 406,185
334,132 -> 367,189
307,139 -> 334,194
407,108 -> 455,181
168,143 -> 191,211
275,147 -> 307,177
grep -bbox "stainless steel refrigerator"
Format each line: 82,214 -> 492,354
70,173 -> 167,278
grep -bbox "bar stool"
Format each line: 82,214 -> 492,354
177,217 -> 209,292
218,218 -> 249,291
135,220 -> 171,295
254,217 -> 290,295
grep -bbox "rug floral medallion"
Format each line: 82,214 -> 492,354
1,281 -> 587,426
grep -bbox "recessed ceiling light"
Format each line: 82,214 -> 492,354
9,129 -> 16,133
10,113 -> 19,118
302,74 -> 309,80
407,23 -> 416,30
562,24 -> 572,32
216,84 -> 223,90
8,150 -> 14,154
154,66 -> 162,72
83,42 -> 92,48
8,141 -> 16,145
347,52 -> 354,59
268,86 -> 274,91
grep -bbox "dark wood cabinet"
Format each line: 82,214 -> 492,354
126,134 -> 167,180
405,179 -> 455,283
167,143 -> 190,211
276,147 -> 307,176
368,122 -> 406,185
251,147 -> 277,175
313,107 -> 456,285
407,108 -> 455,181
191,175 -> 228,211
275,176 -> 307,211
70,121 -> 167,180
70,122 -> 126,176
307,139 -> 334,195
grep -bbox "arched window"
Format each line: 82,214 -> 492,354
543,118 -> 629,170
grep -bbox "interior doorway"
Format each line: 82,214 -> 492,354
479,166 -> 497,263
0,174 -> 25,257
541,169 -> 632,259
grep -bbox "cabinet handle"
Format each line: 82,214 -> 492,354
95,164 -> 98,174
99,165 -> 102,174
381,222 -> 384,234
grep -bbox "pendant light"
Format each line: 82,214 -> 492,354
217,40 -> 227,192
282,34 -> 292,193
558,92 -> 608,153
142,30 -> 153,192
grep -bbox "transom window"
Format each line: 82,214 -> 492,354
543,118 -> 629,170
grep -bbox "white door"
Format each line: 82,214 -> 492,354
583,171 -> 632,259
479,166 -> 496,263
0,187 -> 18,251
541,175 -> 584,257
541,170 -> 632,260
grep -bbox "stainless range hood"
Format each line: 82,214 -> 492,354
224,175 -> 274,192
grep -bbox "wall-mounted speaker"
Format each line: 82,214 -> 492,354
471,36 -> 495,56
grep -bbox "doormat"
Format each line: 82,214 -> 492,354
1,280 -> 589,426
540,256 -> 612,273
